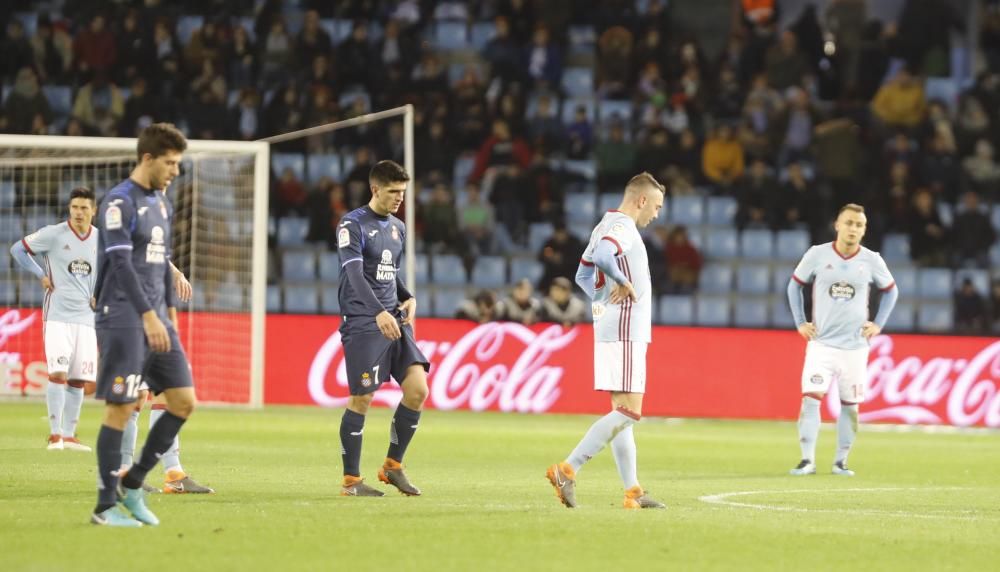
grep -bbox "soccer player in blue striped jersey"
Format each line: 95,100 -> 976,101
787,203 -> 899,476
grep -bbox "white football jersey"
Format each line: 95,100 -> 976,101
580,211 -> 652,343
21,222 -> 98,326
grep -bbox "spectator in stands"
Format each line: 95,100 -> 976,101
345,146 -> 375,207
2,67 -> 51,134
421,184 -> 462,254
712,63 -> 744,121
662,93 -> 691,136
337,20 -> 375,90
954,95 -> 991,157
274,166 -> 307,217
921,127 -> 962,201
962,139 -> 1000,198
120,77 -> 159,137
186,77 -> 230,140
564,104 -> 593,159
702,123 -> 745,191
411,52 -> 450,99
227,24 -> 258,89
378,19 -> 417,72
596,25 -> 633,99
72,13 -> 117,79
304,54 -> 337,94
871,67 -> 927,131
262,84 -> 304,140
538,223 -> 584,292
418,120 -> 455,180
951,192 -> 997,267
499,0 -> 534,44
596,120 -> 637,192
529,93 -> 563,151
458,183 -> 496,257
151,17 -> 182,98
297,9 -> 333,74
772,87 -> 820,165
644,226 -> 670,296
907,188 -> 949,267
672,128 -> 702,184
954,278 -> 987,334
774,161 -> 821,234
1,20 -> 34,83
233,87 -> 262,141
635,128 -> 671,183
665,226 -> 702,294
764,31 -> 809,91
184,18 -> 224,78
525,24 -> 562,91
71,73 -> 124,136
456,290 -> 502,323
540,277 -> 588,327
260,17 -> 295,88
308,180 -> 349,248
735,158 -> 778,230
482,16 -> 523,87
991,282 -> 1000,332
32,15 -> 72,84
499,279 -> 541,325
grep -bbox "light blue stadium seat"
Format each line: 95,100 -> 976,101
327,19 -> 354,42
284,285 -> 318,314
561,67 -> 594,98
0,180 -> 14,208
510,258 -> 543,284
307,154 -> 341,183
470,22 -> 496,50
318,251 -> 341,282
0,213 -> 21,242
733,298 -> 769,328
739,229 -> 774,260
954,269 -> 990,295
706,196 -> 738,225
0,280 -> 16,305
453,155 -> 476,187
0,246 -> 11,271
272,152 -> 305,180
991,243 -> 1000,267
775,229 -> 810,261
705,228 -> 738,259
266,285 -> 282,312
448,62 -> 486,85
24,215 -> 50,235
17,278 -> 44,306
885,301 -> 915,332
736,264 -> 771,295
563,159 -> 597,180
561,98 -> 595,124
770,295 -> 794,328
669,195 -> 704,226
598,193 -> 620,214
470,256 -> 506,288
281,250 -> 316,281
528,222 -> 554,253
771,266 -> 796,294
699,263 -> 733,295
432,287 -> 466,318
435,21 -> 469,50
881,233 -> 910,263
399,254 -> 430,284
43,86 -> 73,117
891,266 -> 916,295
917,302 -> 953,332
431,254 -> 466,286
321,286 -> 340,315
176,16 -> 204,44
215,286 -> 245,312
277,217 -> 309,246
565,192 -> 597,224
918,268 -> 953,299
695,296 -> 731,327
658,295 -> 693,325
568,221 -> 593,242
338,90 -> 370,112
598,100 -> 632,124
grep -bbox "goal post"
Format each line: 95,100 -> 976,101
0,134 -> 269,408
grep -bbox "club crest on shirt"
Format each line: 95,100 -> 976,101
810,374 -> 824,385
828,281 -> 856,301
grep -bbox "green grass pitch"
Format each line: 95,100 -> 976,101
1,401 -> 998,571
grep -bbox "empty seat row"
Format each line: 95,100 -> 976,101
272,153 -> 358,185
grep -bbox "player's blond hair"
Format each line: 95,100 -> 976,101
838,203 -> 865,216
624,172 -> 665,197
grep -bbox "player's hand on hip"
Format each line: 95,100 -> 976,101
142,311 -> 171,352
861,321 -> 882,339
399,297 -> 416,325
173,270 -> 192,303
40,276 -> 53,292
609,281 -> 637,305
797,322 -> 817,341
376,310 -> 402,340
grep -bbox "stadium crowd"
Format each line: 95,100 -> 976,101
2,0 -> 1000,332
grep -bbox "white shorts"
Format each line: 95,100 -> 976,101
44,321 -> 97,382
594,341 -> 647,394
800,341 -> 869,403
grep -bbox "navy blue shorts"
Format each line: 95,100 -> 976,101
341,324 -> 429,396
96,327 -> 194,404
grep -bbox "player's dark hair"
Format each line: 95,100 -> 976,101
136,122 -> 188,161
369,160 -> 410,188
838,203 -> 865,216
69,187 -> 95,203
625,171 -> 665,195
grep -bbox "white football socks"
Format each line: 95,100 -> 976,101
45,381 -> 65,435
836,403 -> 859,464
610,424 -> 639,489
797,396 -> 821,462
566,409 -> 637,472
121,410 -> 140,467
61,385 -> 84,438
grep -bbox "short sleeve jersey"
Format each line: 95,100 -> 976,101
579,211 -> 653,343
21,222 -> 98,326
94,179 -> 174,328
792,242 -> 896,350
336,206 -> 406,331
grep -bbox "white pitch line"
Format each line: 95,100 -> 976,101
698,487 -> 996,521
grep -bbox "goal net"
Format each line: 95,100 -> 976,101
0,135 -> 268,407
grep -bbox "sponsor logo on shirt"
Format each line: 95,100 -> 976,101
105,205 -> 122,230
376,249 -> 396,281
146,225 -> 166,264
591,302 -> 605,320
338,227 -> 350,248
68,259 -> 92,276
828,281 -> 855,301
810,374 -> 824,385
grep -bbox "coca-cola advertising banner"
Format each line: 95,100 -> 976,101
4,308 -> 998,427
266,315 -> 1000,428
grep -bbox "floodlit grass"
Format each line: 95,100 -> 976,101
1,402 -> 998,571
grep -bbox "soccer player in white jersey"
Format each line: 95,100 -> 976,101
787,204 -> 898,476
10,187 -> 98,451
546,172 -> 666,509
